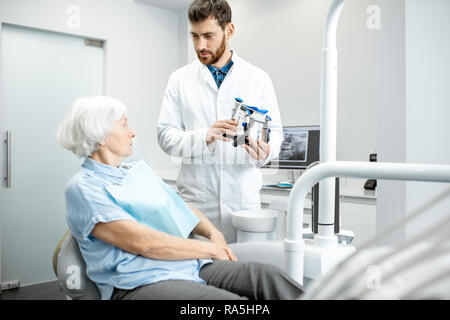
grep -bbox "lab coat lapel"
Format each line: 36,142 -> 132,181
196,51 -> 242,93
197,60 -> 219,93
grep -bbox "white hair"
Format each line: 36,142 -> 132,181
57,96 -> 128,158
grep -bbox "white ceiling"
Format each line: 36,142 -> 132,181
135,0 -> 192,11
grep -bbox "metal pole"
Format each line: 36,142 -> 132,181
317,0 -> 346,246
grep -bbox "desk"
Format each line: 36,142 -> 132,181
260,182 -> 376,206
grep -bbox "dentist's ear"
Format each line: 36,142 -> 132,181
225,22 -> 234,39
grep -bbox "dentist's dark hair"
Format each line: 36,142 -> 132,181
188,0 -> 232,30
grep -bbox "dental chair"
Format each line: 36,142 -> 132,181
53,230 -> 100,300
52,229 -> 289,300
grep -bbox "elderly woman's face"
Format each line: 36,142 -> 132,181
103,116 -> 136,159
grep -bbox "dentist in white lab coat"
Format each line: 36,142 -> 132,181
157,0 -> 283,242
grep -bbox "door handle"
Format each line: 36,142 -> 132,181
4,130 -> 11,188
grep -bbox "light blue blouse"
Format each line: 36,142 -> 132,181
64,157 -> 211,300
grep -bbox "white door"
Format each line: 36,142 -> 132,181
0,24 -> 104,286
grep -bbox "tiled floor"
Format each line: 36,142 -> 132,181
0,281 -> 66,300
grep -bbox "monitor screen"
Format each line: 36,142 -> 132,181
264,125 -> 320,169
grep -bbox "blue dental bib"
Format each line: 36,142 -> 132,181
105,159 -> 199,238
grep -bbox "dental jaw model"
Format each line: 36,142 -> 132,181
226,98 -> 271,147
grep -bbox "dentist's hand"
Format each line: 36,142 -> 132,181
206,120 -> 238,145
242,136 -> 271,161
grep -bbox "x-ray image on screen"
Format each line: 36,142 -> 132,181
264,125 -> 320,169
279,130 -> 308,162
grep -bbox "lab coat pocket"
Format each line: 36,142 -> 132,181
240,167 -> 262,205
177,163 -> 207,202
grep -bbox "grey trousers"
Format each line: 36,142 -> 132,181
111,260 -> 303,300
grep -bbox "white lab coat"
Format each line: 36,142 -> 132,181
157,51 -> 283,242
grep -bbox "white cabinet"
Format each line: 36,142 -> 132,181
339,202 -> 376,249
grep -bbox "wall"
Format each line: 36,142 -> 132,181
404,0 -> 450,240
225,0 -> 379,163
179,0 -> 379,163
0,0 -> 179,285
374,0 -> 407,245
0,0 -> 180,169
374,0 -> 450,245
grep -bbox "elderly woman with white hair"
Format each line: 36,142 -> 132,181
57,96 -> 303,300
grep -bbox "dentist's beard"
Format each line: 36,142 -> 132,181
196,35 -> 226,66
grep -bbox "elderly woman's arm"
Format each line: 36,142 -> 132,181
91,220 -> 230,261
188,204 -> 222,240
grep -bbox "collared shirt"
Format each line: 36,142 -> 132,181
64,157 -> 211,300
207,59 -> 234,88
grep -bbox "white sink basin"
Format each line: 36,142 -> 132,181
231,210 -> 277,232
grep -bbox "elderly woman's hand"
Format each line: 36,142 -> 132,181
210,230 -> 238,262
212,245 -> 232,260
188,204 -> 238,261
